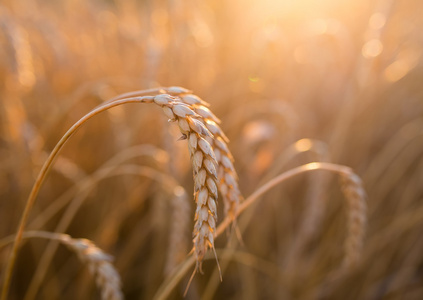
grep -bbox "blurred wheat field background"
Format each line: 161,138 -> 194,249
1,0 -> 423,299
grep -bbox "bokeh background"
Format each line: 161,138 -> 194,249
1,0 -> 423,299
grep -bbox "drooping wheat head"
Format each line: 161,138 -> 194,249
180,94 -> 243,221
152,92 -> 219,272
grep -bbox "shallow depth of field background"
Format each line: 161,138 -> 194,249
1,0 -> 423,299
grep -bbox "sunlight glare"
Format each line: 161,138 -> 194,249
362,39 -> 383,58
295,139 -> 313,153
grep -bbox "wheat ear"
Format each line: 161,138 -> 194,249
152,93 -> 219,272
181,94 -> 242,221
60,236 -> 123,300
0,231 -> 122,300
340,172 -> 367,269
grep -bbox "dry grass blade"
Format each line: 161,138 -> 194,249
29,144 -> 169,230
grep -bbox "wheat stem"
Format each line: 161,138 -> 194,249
0,96 -> 153,300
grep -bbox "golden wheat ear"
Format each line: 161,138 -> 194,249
180,94 -> 243,225
152,93 -> 219,271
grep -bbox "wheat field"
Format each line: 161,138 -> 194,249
1,0 -> 423,299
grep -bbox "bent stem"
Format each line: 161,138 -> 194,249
216,162 -> 352,237
98,87 -> 164,107
153,162 -> 354,300
0,96 -> 153,300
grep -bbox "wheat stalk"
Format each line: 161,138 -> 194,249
1,97 -> 145,300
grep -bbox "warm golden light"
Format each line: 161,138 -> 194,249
1,1 -> 422,299
384,48 -> 420,82
295,138 -> 313,152
362,39 -> 383,58
369,12 -> 386,30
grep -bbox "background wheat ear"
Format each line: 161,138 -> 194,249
59,235 -> 123,300
340,172 -> 367,270
0,231 -> 123,300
